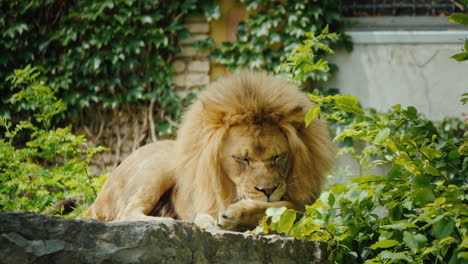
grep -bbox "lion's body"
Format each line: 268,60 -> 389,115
87,71 -> 334,229
87,141 -> 177,221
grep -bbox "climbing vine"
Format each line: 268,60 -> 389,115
0,0 -> 217,122
210,0 -> 351,82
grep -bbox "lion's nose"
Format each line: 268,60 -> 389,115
255,185 -> 278,198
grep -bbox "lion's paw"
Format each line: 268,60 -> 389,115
194,213 -> 217,230
218,203 -> 244,229
218,200 -> 262,231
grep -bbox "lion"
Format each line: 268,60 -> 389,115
86,71 -> 334,230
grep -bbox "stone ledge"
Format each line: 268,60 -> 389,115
0,212 -> 327,264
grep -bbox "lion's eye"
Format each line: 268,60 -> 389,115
233,156 -> 250,166
273,153 -> 286,165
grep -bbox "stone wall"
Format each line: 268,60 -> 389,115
0,212 -> 328,264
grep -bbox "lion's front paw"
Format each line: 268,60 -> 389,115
218,203 -> 244,229
194,213 -> 217,230
218,200 -> 264,231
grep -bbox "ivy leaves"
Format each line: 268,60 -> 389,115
210,0 -> 351,75
0,0 -> 210,127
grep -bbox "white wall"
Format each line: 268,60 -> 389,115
329,43 -> 467,120
327,17 -> 468,121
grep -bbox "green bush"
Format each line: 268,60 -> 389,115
254,30 -> 468,264
0,66 -> 107,215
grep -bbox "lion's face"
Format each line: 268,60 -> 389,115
220,124 -> 291,203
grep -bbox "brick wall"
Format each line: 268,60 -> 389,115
172,15 -> 211,95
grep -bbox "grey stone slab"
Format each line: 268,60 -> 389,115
0,212 -> 327,264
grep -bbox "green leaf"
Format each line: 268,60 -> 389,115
374,128 -> 391,144
328,193 -> 336,207
413,187 -> 435,206
459,252 -> 468,260
344,189 -> 368,203
305,104 -> 321,127
301,219 -> 320,235
203,3 -> 221,21
307,93 -> 332,103
424,163 -> 441,176
461,238 -> 468,249
451,52 -> 468,62
266,207 -> 287,223
370,239 -> 400,250
392,104 -> 402,111
277,210 -> 297,233
139,16 -> 153,24
322,25 -> 330,34
156,120 -> 170,134
448,13 -> 468,25
381,221 -> 417,229
448,149 -> 461,160
403,231 -> 427,251
332,95 -> 364,114
420,147 -> 442,161
394,152 -> 419,174
379,251 -> 411,261
403,106 -> 418,120
432,217 -> 455,239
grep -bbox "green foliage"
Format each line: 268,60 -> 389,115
450,40 -> 468,62
448,2 -> 468,61
277,25 -> 340,83
257,100 -> 467,263
449,13 -> 468,25
210,0 -> 351,81
462,93 -> 468,105
0,0 -> 214,126
254,30 -> 468,264
0,66 -> 107,215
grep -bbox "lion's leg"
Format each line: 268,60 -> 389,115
88,141 -> 179,222
218,200 -> 302,230
114,169 -> 176,222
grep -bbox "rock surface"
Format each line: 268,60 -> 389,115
0,212 -> 327,264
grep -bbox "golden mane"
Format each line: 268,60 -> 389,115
174,71 -> 334,217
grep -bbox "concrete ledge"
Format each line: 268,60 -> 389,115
0,212 -> 327,264
348,30 -> 468,44
344,16 -> 464,30
343,16 -> 468,44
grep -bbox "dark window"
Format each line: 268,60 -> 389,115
341,0 -> 461,16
